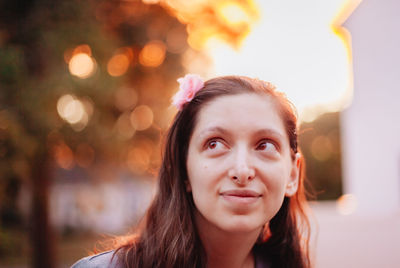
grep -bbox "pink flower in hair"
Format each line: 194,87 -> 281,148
172,74 -> 204,110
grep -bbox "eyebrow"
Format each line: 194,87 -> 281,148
198,126 -> 286,141
253,128 -> 286,141
198,127 -> 230,139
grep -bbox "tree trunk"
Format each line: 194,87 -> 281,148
30,152 -> 56,268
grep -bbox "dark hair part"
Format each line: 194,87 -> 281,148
116,76 -> 312,268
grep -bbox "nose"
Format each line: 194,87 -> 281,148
228,147 -> 255,185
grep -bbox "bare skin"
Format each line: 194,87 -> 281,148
196,211 -> 260,268
187,93 -> 300,268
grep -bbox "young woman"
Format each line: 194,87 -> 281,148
72,75 -> 312,268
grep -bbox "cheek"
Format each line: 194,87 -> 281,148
188,164 -> 214,192
260,163 -> 291,196
259,166 -> 289,217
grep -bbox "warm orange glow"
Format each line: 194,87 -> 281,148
64,44 -> 92,63
130,105 -> 154,131
166,26 -> 187,54
73,44 -> 92,56
114,87 -> 138,111
142,0 -> 160,4
336,194 -> 358,215
107,54 -> 130,77
126,146 -> 151,174
75,143 -> 95,168
115,112 -> 136,140
186,24 -> 218,50
125,138 -> 154,174
53,143 -> 74,170
216,2 -> 250,27
162,0 -> 258,49
182,49 -> 212,77
139,41 -> 166,67
209,0 -> 356,121
68,53 -> 96,79
311,135 -> 333,161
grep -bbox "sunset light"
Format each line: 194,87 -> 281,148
216,2 -> 251,27
205,0 -> 358,121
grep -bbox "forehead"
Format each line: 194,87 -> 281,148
193,93 -> 287,138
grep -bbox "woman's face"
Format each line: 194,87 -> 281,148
186,93 -> 300,234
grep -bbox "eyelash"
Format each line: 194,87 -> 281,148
256,140 -> 279,151
204,138 -> 278,152
205,138 -> 226,150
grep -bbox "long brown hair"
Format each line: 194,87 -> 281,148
115,76 -> 312,268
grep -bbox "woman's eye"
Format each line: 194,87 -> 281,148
208,140 -> 219,149
256,140 -> 277,152
205,139 -> 226,151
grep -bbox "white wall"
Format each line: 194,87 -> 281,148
341,0 -> 400,215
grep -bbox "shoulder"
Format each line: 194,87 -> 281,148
71,250 -> 122,268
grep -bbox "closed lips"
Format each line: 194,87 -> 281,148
220,189 -> 262,198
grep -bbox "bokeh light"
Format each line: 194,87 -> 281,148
139,41 -> 166,67
53,143 -> 74,170
107,48 -> 133,77
57,95 -> 85,124
130,105 -> 154,131
107,54 -> 130,77
64,44 -> 92,63
311,135 -> 333,161
115,112 -> 136,140
57,94 -> 92,131
336,194 -> 358,215
68,53 -> 96,79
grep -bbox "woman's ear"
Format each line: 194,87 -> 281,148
185,180 -> 192,192
285,153 -> 301,197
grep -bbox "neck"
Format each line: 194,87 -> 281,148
195,213 -> 262,268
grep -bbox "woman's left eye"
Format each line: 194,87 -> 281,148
256,140 -> 277,152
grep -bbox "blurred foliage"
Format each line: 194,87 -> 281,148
0,0 -> 187,266
0,0 -> 260,266
299,112 -> 343,200
159,0 -> 259,49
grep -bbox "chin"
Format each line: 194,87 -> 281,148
217,217 -> 264,234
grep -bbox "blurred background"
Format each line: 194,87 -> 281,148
0,0 -> 399,267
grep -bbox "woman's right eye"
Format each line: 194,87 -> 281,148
205,139 -> 226,151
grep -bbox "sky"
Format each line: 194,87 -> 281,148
206,0 -> 358,121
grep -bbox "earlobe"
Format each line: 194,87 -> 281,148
285,153 -> 301,197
